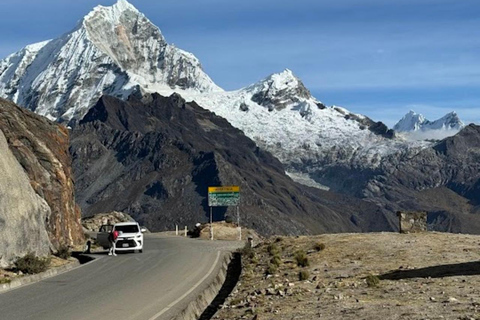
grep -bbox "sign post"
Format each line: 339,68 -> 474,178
208,186 -> 240,240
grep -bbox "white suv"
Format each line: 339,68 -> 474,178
97,222 -> 145,253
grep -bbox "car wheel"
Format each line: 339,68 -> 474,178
139,249 -> 143,253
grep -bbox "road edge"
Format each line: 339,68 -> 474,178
173,251 -> 233,320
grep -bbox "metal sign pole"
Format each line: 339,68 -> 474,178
210,206 -> 213,240
237,205 -> 241,241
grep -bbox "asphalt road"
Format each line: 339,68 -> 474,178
0,235 -> 243,320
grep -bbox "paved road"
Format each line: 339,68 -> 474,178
0,235 -> 243,320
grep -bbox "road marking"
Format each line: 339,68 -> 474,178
148,250 -> 221,320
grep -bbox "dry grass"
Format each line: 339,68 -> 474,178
217,232 -> 480,320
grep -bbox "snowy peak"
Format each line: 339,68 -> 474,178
393,110 -> 426,132
436,112 -> 464,130
245,69 -> 315,111
394,110 -> 465,132
0,0 -> 220,123
85,0 -> 140,24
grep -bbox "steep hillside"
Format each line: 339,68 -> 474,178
0,98 -> 84,266
70,93 -> 394,235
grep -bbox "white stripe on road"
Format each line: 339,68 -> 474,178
148,250 -> 221,320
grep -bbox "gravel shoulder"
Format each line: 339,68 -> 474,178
215,232 -> 480,320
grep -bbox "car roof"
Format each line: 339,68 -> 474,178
114,222 -> 139,226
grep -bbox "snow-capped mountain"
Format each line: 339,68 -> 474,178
0,0 -> 431,193
394,110 -> 465,132
0,0 -> 220,123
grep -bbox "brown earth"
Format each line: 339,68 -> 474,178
215,232 -> 480,320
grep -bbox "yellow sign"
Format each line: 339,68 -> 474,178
208,186 -> 240,193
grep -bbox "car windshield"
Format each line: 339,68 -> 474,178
115,225 -> 139,233
100,225 -> 113,232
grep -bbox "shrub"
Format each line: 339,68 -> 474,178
275,237 -> 283,243
0,278 -> 11,284
14,253 -> 51,274
270,255 -> 282,267
314,242 -> 326,251
266,263 -> 278,275
366,274 -> 380,287
241,246 -> 255,259
55,245 -> 71,260
225,215 -> 233,224
299,270 -> 310,281
294,250 -> 309,267
267,243 -> 279,255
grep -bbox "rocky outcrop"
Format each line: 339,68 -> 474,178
0,130 -> 51,267
70,93 -> 394,235
0,98 -> 84,259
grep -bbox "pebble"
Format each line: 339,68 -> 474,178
446,297 -> 459,303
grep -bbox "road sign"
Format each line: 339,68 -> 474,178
208,186 -> 240,207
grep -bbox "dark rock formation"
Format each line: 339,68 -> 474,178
324,124 -> 480,233
70,93 -> 394,235
0,98 -> 84,265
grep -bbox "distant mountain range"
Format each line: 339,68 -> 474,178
394,110 -> 465,133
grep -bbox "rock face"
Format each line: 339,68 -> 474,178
0,130 -> 51,267
70,93 -> 394,235
0,98 -> 84,264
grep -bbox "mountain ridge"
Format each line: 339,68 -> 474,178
70,92 -> 395,235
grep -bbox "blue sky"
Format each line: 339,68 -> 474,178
1,0 -> 479,126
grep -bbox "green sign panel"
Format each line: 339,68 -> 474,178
208,186 -> 240,207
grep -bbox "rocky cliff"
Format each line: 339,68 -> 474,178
70,93 -> 394,235
0,98 -> 84,265
0,129 -> 51,267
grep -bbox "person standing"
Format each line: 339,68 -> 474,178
109,228 -> 119,256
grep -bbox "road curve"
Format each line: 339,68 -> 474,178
0,235 -> 243,320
